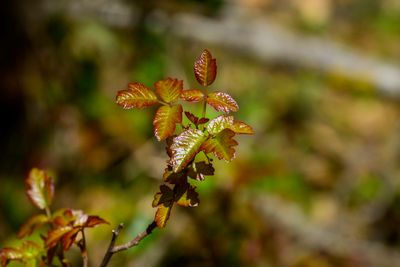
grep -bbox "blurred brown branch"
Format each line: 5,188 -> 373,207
100,221 -> 157,267
252,194 -> 400,267
37,0 -> 400,99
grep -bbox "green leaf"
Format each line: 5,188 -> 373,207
181,89 -> 204,102
194,49 -> 217,86
26,168 -> 54,210
116,82 -> 158,109
17,214 -> 49,238
0,241 -> 42,267
169,129 -> 207,173
207,92 -> 239,113
20,241 -> 42,261
206,115 -> 234,135
153,105 -> 183,141
206,115 -> 254,135
201,129 -> 238,161
175,184 -> 199,207
155,78 -> 183,103
155,203 -> 173,228
230,121 -> 254,134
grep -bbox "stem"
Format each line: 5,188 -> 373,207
100,221 -> 157,267
79,229 -> 88,267
201,87 -> 208,130
45,206 -> 52,218
202,91 -> 207,119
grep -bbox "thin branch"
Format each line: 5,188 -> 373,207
78,229 -> 88,267
100,221 -> 157,267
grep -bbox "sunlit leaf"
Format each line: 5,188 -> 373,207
45,226 -> 73,249
230,121 -> 254,134
207,92 -> 239,113
201,129 -> 238,161
116,82 -> 158,109
0,247 -> 23,266
170,129 -> 207,172
175,184 -> 199,207
206,115 -> 234,135
155,78 -> 183,103
17,214 -> 49,238
20,241 -> 41,260
26,168 -> 54,210
206,115 -> 253,135
181,89 -> 204,102
153,105 -> 183,141
152,185 -> 174,207
194,49 -> 217,86
155,203 -> 173,228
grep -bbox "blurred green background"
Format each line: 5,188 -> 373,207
1,0 -> 400,266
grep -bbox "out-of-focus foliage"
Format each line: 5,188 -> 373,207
1,169 -> 107,266
1,0 -> 400,266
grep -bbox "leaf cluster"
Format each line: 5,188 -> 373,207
0,168 -> 107,267
116,49 -> 254,228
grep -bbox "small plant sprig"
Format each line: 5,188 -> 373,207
115,49 -> 254,228
0,49 -> 253,267
0,168 -> 108,267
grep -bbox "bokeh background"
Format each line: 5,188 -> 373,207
2,0 -> 400,266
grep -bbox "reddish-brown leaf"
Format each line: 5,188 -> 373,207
152,185 -> 174,207
170,129 -> 207,173
198,118 -> 210,125
85,216 -> 108,228
195,161 -> 215,176
184,111 -> 199,125
26,168 -> 54,210
45,226 -> 73,249
155,78 -> 183,103
153,105 -> 183,141
116,82 -> 158,109
61,228 -> 80,250
0,247 -> 23,266
165,136 -> 175,158
175,185 -> 199,207
201,129 -> 238,161
207,92 -> 239,113
184,112 -> 209,127
155,203 -> 173,228
231,121 -> 254,134
17,214 -> 49,238
194,49 -> 217,86
181,89 -> 205,102
163,167 -> 187,184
